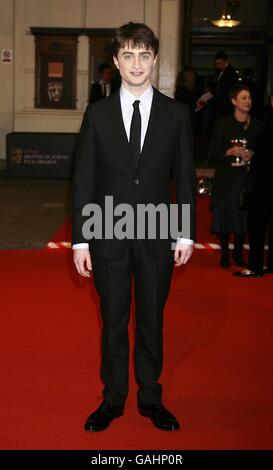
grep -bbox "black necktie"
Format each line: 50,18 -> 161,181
129,100 -> 141,168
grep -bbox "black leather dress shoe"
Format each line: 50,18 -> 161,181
233,270 -> 263,278
84,400 -> 124,432
138,403 -> 180,431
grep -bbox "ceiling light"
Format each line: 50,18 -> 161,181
211,0 -> 242,28
211,14 -> 241,27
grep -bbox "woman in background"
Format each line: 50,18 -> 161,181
210,84 -> 263,268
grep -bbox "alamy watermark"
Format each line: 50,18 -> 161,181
82,196 -> 191,250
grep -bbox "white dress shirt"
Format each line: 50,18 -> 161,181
120,83 -> 153,151
73,84 -> 193,249
99,80 -> 111,97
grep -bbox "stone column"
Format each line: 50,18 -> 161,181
158,0 -> 181,97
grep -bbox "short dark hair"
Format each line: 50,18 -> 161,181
112,22 -> 159,57
229,84 -> 251,101
215,51 -> 228,61
98,62 -> 111,75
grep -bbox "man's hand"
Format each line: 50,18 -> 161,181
226,147 -> 254,161
226,146 -> 247,158
174,243 -> 193,266
242,148 -> 254,162
73,249 -> 92,277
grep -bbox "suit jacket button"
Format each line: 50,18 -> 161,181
134,178 -> 140,185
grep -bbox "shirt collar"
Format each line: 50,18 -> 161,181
120,84 -> 153,112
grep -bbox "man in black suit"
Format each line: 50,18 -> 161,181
89,62 -> 119,104
212,51 -> 238,120
73,22 -> 196,432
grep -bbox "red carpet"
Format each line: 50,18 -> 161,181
1,196 -> 273,450
49,216 -> 72,244
0,247 -> 273,450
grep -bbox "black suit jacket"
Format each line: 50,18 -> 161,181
213,64 -> 238,119
248,117 -> 273,216
73,87 -> 196,259
89,81 -> 119,104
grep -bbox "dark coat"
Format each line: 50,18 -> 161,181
210,114 -> 263,207
248,110 -> 273,216
213,64 -> 238,119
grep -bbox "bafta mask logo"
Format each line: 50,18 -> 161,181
10,147 -> 23,164
47,81 -> 63,102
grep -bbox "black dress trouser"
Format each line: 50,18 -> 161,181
91,240 -> 174,407
248,213 -> 273,274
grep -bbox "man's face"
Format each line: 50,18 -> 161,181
214,58 -> 227,71
101,68 -> 112,83
113,43 -> 157,91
